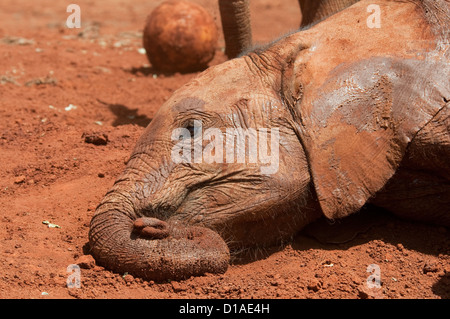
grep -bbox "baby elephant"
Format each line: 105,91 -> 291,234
89,0 -> 450,281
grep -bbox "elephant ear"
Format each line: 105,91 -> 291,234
298,57 -> 450,220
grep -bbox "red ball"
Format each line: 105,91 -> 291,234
143,0 -> 218,73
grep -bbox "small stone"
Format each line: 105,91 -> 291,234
75,255 -> 96,269
443,265 -> 450,274
64,104 -> 77,111
270,279 -> 284,286
123,274 -> 134,283
82,132 -> 108,146
322,260 -> 334,267
358,286 -> 370,299
222,285 -> 231,293
98,173 -> 105,178
171,281 -> 187,292
423,262 -> 439,274
307,278 -> 321,292
14,175 -> 26,184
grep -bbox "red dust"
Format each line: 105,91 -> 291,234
0,0 -> 448,299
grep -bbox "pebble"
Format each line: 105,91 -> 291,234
357,286 -> 370,299
384,253 -> 393,262
444,265 -> 450,274
14,175 -> 26,184
307,278 -> 321,292
123,274 -> 134,283
171,281 -> 187,292
75,255 -> 96,269
65,104 -> 77,111
423,262 -> 439,274
270,278 -> 284,286
82,132 -> 109,145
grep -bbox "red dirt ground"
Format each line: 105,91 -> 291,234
0,0 -> 448,299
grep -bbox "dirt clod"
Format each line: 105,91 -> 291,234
171,281 -> 187,292
82,132 -> 109,146
307,278 -> 321,292
75,255 -> 96,269
14,175 -> 26,184
123,274 -> 135,283
423,263 -> 439,274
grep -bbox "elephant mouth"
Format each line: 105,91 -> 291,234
89,201 -> 230,281
132,217 -> 171,239
131,218 -> 230,280
131,216 -> 227,249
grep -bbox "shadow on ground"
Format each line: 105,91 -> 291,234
232,205 -> 449,298
126,65 -> 209,77
97,99 -> 152,127
432,273 -> 450,298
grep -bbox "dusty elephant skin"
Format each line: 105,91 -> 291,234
89,0 -> 450,281
218,0 -> 360,58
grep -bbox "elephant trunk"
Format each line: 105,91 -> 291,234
219,0 -> 252,58
88,178 -> 230,281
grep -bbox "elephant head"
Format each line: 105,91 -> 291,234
89,53 -> 322,280
89,0 -> 449,281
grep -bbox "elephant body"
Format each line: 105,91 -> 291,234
89,0 -> 450,281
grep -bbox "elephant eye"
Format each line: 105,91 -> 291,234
178,120 -> 202,140
182,120 -> 201,138
186,124 -> 196,137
